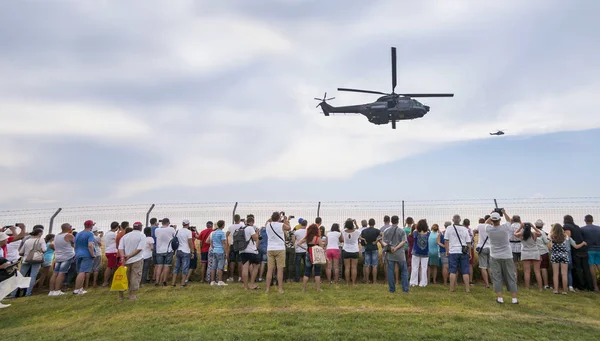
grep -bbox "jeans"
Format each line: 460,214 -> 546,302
295,252 -> 306,282
285,248 -> 296,281
173,250 -> 191,275
568,260 -> 573,287
387,260 -> 408,293
142,258 -> 152,283
10,262 -> 41,297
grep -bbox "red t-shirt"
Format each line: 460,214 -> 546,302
1,236 -> 14,258
199,229 -> 214,253
115,230 -> 126,249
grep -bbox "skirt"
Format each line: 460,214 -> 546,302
428,254 -> 440,266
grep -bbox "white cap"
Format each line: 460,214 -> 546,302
182,219 -> 190,226
92,226 -> 98,232
535,219 -> 544,227
490,212 -> 502,221
0,232 -> 8,242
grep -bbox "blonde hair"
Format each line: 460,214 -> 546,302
551,223 -> 566,244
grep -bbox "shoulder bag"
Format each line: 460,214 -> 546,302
25,239 -> 45,264
453,225 -> 470,255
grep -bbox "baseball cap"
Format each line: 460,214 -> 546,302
92,226 -> 98,232
133,222 -> 143,228
490,212 -> 501,221
182,219 -> 190,226
535,219 -> 544,227
0,232 -> 8,242
298,218 -> 303,223
84,220 -> 95,228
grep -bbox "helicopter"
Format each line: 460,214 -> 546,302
490,130 -> 506,136
315,47 -> 454,129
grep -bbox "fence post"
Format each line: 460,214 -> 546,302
232,202 -> 238,223
317,201 -> 321,218
145,204 -> 155,227
402,200 -> 405,226
49,208 -> 62,234
494,199 -> 498,209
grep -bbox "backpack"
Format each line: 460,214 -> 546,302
232,226 -> 251,252
169,231 -> 180,252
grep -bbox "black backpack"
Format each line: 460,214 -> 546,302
232,226 -> 251,252
169,231 -> 180,252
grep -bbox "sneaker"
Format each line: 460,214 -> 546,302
569,286 -> 575,292
217,281 -> 228,286
48,291 -> 57,296
73,289 -> 87,295
56,291 -> 65,296
511,298 -> 518,304
237,277 -> 242,282
210,281 -> 217,286
496,298 -> 504,304
257,278 -> 264,282
226,277 -> 234,282
544,286 -> 552,290
0,303 -> 11,309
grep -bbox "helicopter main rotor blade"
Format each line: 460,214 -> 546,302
391,47 -> 397,93
337,88 -> 387,95
399,93 -> 454,97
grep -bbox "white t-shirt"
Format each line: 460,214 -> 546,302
20,237 -> 47,260
104,230 -> 118,253
294,229 -> 307,253
227,223 -> 245,246
155,226 -> 176,253
241,226 -> 258,254
266,222 -> 286,251
6,240 -> 21,262
142,236 -> 154,259
118,230 -> 146,264
476,223 -> 490,249
342,230 -> 361,253
176,228 -> 193,254
326,231 -> 341,249
445,224 -> 472,254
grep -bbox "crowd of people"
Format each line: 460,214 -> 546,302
0,210 -> 599,308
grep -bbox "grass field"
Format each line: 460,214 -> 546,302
2,281 -> 599,341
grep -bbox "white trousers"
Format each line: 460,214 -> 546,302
410,255 -> 429,287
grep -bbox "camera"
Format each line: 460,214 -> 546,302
493,207 -> 504,215
289,215 -> 295,219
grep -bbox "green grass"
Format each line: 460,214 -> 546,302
2,281 -> 599,341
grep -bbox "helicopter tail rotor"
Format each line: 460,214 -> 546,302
314,92 -> 335,108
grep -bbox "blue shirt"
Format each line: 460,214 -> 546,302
211,229 -> 226,254
74,231 -> 94,258
439,233 -> 446,253
412,231 -> 430,256
259,228 -> 268,253
428,231 -> 439,256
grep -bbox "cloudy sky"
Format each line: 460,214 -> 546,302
1,0 -> 599,209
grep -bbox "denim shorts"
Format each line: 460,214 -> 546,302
259,251 -> 268,264
211,253 -> 226,271
92,256 -> 102,272
589,251 -> 600,265
54,258 -> 73,274
364,250 -> 379,267
448,253 -> 470,275
173,250 -> 191,275
156,252 -> 174,266
76,257 -> 94,273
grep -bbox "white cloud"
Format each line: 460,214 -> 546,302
1,0 -> 598,204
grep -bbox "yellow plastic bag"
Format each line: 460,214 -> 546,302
110,265 -> 128,291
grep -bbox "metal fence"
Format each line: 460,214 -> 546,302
1,197 -> 599,234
